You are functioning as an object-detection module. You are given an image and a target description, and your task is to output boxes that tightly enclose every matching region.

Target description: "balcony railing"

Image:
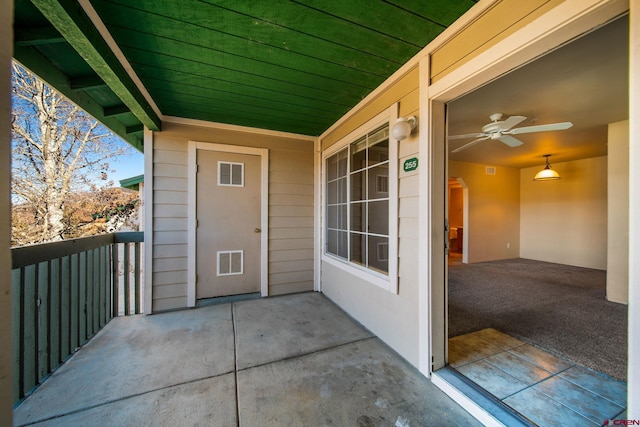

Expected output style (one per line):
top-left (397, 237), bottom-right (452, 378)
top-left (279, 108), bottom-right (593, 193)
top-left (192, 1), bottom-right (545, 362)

top-left (11, 231), bottom-right (144, 404)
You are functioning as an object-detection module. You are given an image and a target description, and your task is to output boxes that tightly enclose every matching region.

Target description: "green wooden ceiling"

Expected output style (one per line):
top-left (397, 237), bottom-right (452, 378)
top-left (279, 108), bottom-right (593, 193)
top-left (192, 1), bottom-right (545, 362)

top-left (13, 0), bottom-right (477, 149)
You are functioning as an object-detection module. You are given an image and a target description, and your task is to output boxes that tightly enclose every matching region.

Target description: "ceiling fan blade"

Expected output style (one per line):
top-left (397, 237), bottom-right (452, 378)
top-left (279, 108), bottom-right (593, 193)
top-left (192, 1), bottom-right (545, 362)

top-left (509, 121), bottom-right (573, 135)
top-left (499, 115), bottom-right (526, 131)
top-left (451, 136), bottom-right (490, 153)
top-left (448, 132), bottom-right (486, 140)
top-left (498, 135), bottom-right (524, 147)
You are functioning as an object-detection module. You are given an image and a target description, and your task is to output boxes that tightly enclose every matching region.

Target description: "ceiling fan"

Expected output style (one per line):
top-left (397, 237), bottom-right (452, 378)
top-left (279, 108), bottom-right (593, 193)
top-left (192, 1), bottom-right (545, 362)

top-left (448, 113), bottom-right (573, 153)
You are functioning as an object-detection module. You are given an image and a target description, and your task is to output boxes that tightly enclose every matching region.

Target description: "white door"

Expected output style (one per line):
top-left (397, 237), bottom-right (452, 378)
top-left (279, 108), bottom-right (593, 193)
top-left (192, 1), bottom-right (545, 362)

top-left (196, 149), bottom-right (262, 298)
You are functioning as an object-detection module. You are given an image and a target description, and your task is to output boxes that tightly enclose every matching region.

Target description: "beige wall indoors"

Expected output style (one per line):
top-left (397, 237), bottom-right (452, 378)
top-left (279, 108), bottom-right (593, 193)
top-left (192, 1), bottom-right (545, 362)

top-left (449, 161), bottom-right (521, 263)
top-left (607, 120), bottom-right (629, 304)
top-left (151, 121), bottom-right (314, 311)
top-left (520, 157), bottom-right (607, 269)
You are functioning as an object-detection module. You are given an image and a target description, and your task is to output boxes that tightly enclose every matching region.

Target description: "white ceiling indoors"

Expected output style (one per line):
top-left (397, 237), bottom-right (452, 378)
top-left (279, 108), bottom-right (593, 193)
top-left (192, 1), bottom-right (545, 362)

top-left (447, 14), bottom-right (628, 169)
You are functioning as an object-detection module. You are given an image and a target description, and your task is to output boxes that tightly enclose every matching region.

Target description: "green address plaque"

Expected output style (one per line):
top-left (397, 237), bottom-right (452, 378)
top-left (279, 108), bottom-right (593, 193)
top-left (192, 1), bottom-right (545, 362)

top-left (403, 157), bottom-right (418, 172)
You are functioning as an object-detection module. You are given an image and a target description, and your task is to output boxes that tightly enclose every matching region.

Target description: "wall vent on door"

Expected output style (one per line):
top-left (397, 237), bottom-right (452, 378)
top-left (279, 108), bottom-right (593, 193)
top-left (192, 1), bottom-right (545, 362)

top-left (218, 161), bottom-right (244, 186)
top-left (217, 250), bottom-right (243, 276)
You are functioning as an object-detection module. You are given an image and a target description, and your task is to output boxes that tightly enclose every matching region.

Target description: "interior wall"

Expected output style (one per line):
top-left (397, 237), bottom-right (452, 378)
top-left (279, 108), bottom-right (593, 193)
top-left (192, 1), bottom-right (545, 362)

top-left (448, 186), bottom-right (464, 230)
top-left (320, 70), bottom-right (421, 366)
top-left (607, 120), bottom-right (629, 304)
top-left (1, 0), bottom-right (12, 422)
top-left (520, 156), bottom-right (607, 269)
top-left (151, 121), bottom-right (315, 311)
top-left (448, 161), bottom-right (520, 263)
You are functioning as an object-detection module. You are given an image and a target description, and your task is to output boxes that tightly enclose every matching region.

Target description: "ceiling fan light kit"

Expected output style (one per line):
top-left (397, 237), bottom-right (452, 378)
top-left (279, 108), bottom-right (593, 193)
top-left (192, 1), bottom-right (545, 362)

top-left (391, 116), bottom-right (417, 141)
top-left (449, 113), bottom-right (573, 153)
top-left (534, 155), bottom-right (561, 181)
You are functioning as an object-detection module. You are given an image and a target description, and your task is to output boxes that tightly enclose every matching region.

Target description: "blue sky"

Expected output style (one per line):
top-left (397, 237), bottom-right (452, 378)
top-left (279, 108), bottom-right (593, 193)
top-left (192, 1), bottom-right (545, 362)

top-left (109, 142), bottom-right (145, 186)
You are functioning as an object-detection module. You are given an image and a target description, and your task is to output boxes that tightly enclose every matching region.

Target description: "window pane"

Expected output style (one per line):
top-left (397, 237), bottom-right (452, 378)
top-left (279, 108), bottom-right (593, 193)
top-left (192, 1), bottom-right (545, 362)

top-left (327, 153), bottom-right (338, 181)
top-left (327, 229), bottom-right (338, 255)
top-left (350, 170), bottom-right (365, 201)
top-left (219, 163), bottom-right (230, 185)
top-left (327, 205), bottom-right (338, 229)
top-left (351, 136), bottom-right (367, 172)
top-left (368, 236), bottom-right (389, 273)
top-left (368, 164), bottom-right (389, 200)
top-left (231, 164), bottom-right (243, 185)
top-left (350, 202), bottom-right (365, 232)
top-left (337, 177), bottom-right (347, 203)
top-left (337, 149), bottom-right (348, 177)
top-left (368, 200), bottom-right (389, 235)
top-left (337, 231), bottom-right (348, 259)
top-left (338, 204), bottom-right (348, 230)
top-left (349, 232), bottom-right (365, 266)
top-left (327, 180), bottom-right (338, 204)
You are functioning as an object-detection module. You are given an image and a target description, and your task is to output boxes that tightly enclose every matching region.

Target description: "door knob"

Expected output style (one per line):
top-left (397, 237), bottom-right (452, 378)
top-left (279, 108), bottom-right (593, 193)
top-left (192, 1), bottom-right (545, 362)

top-left (254, 228), bottom-right (261, 233)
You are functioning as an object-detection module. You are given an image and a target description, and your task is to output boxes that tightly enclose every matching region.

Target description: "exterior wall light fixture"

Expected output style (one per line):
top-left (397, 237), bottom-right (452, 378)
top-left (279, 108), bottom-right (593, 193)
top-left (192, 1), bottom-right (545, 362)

top-left (391, 116), bottom-right (417, 141)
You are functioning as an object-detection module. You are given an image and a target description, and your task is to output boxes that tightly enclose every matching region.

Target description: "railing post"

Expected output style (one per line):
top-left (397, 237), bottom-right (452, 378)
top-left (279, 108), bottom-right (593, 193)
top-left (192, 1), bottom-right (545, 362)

top-left (123, 243), bottom-right (130, 316)
top-left (134, 242), bottom-right (140, 314)
top-left (111, 243), bottom-right (119, 318)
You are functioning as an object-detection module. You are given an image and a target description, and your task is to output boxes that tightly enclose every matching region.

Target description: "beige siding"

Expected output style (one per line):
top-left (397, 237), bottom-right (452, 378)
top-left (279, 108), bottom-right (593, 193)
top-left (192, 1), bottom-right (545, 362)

top-left (319, 65), bottom-right (421, 365)
top-left (430, 0), bottom-right (563, 83)
top-left (321, 67), bottom-right (419, 150)
top-left (151, 121), bottom-right (314, 312)
top-left (268, 146), bottom-right (315, 294)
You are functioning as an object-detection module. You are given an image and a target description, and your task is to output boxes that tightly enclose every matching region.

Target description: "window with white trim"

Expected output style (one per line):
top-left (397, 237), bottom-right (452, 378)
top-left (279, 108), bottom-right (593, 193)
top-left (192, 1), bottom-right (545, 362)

top-left (325, 124), bottom-right (391, 275)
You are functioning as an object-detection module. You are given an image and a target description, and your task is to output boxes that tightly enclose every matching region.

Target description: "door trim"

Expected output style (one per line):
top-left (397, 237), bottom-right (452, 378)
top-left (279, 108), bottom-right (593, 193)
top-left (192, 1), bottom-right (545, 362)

top-left (187, 141), bottom-right (269, 306)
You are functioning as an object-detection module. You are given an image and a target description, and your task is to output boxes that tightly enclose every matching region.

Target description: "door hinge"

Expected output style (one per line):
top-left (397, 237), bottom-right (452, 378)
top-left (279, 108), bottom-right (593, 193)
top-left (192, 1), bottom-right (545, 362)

top-left (196, 164), bottom-right (199, 173)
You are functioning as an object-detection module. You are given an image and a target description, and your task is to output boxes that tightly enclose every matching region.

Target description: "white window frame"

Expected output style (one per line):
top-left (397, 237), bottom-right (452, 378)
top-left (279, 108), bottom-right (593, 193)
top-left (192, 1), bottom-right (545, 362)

top-left (216, 250), bottom-right (244, 276)
top-left (217, 161), bottom-right (244, 187)
top-left (321, 105), bottom-right (399, 293)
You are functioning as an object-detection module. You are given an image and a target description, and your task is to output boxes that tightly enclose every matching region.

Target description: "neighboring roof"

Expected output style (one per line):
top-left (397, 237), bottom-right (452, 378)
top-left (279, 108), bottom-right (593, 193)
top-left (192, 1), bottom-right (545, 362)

top-left (119, 174), bottom-right (144, 191)
top-left (13, 0), bottom-right (477, 148)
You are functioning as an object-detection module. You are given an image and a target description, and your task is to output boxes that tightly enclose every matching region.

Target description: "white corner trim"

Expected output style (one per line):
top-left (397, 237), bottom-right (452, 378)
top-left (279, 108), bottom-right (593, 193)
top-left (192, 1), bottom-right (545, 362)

top-left (187, 142), bottom-right (270, 303)
top-left (187, 141), bottom-right (197, 307)
top-left (313, 138), bottom-right (322, 292)
top-left (418, 56), bottom-right (431, 376)
top-left (260, 147), bottom-right (269, 297)
top-left (77, 0), bottom-right (163, 119)
top-left (143, 127), bottom-right (154, 314)
top-left (164, 115), bottom-right (316, 142)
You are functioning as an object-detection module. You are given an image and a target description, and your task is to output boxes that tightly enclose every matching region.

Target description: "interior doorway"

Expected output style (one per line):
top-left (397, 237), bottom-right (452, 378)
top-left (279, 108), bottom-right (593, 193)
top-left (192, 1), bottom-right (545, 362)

top-left (440, 15), bottom-right (629, 425)
top-left (447, 178), bottom-right (467, 265)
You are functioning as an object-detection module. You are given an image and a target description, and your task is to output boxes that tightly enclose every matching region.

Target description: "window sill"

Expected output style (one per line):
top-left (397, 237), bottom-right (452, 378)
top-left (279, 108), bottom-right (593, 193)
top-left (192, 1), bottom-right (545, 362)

top-left (322, 253), bottom-right (396, 292)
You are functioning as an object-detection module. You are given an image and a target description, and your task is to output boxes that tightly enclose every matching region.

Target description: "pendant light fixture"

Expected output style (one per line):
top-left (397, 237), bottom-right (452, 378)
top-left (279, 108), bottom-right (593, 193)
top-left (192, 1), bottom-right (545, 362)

top-left (534, 154), bottom-right (561, 181)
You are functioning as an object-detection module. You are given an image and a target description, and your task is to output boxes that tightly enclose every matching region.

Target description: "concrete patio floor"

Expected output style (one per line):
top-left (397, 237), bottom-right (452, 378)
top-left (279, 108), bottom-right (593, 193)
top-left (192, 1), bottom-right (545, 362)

top-left (14, 292), bottom-right (480, 426)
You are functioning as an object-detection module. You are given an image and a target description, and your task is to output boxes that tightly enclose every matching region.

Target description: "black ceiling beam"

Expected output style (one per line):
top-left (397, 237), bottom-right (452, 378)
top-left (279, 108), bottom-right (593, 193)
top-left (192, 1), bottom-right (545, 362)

top-left (70, 75), bottom-right (106, 91)
top-left (14, 26), bottom-right (65, 46)
top-left (126, 124), bottom-right (144, 134)
top-left (103, 104), bottom-right (131, 117)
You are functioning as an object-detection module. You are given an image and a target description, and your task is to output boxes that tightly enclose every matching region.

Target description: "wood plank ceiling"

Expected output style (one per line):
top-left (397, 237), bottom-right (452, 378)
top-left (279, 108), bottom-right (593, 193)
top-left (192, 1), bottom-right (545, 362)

top-left (13, 0), bottom-right (477, 149)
